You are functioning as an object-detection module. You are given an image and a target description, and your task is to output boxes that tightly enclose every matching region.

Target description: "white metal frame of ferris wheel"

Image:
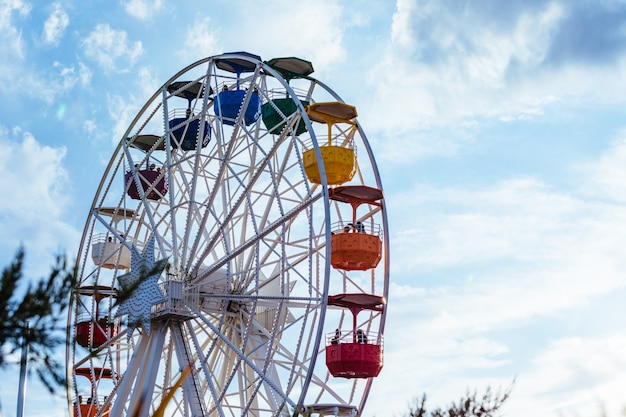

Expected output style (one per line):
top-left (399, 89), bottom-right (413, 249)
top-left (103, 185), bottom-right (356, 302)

top-left (67, 52), bottom-right (389, 417)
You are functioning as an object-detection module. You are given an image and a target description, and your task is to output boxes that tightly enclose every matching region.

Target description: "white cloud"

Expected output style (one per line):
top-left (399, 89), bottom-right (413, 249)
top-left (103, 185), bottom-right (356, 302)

top-left (507, 336), bottom-right (626, 417)
top-left (252, 0), bottom-right (345, 72)
top-left (100, 66), bottom-right (164, 146)
top-left (367, 249), bottom-right (626, 416)
top-left (0, 127), bottom-right (79, 276)
top-left (366, 135), bottom-right (626, 416)
top-left (370, 1), bottom-right (567, 129)
top-left (391, 0), bottom-right (418, 47)
top-left (42, 3), bottom-right (69, 45)
top-left (0, 0), bottom-right (31, 59)
top-left (579, 133), bottom-right (626, 203)
top-left (203, 0), bottom-right (346, 74)
top-left (0, 128), bottom-right (68, 218)
top-left (136, 66), bottom-right (160, 97)
top-left (27, 61), bottom-right (93, 104)
top-left (178, 17), bottom-right (222, 64)
top-left (362, 0), bottom-right (626, 165)
top-left (368, 292), bottom-right (515, 417)
top-left (77, 61), bottom-right (92, 86)
top-left (122, 0), bottom-right (163, 20)
top-left (51, 61), bottom-right (87, 90)
top-left (131, 2), bottom-right (346, 75)
top-left (83, 119), bottom-right (97, 136)
top-left (0, 3), bottom-right (88, 102)
top-left (391, 177), bottom-right (595, 269)
top-left (106, 91), bottom-right (146, 145)
top-left (82, 23), bottom-right (144, 72)
top-left (0, 0), bottom-right (31, 89)
top-left (387, 174), bottom-right (626, 327)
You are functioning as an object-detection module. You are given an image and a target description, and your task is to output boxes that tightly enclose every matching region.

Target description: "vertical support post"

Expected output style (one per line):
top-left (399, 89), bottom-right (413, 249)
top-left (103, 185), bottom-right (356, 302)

top-left (17, 321), bottom-right (30, 417)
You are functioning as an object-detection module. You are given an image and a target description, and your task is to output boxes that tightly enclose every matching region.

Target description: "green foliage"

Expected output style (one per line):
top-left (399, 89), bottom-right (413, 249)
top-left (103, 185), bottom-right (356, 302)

top-left (407, 383), bottom-right (514, 417)
top-left (0, 246), bottom-right (77, 393)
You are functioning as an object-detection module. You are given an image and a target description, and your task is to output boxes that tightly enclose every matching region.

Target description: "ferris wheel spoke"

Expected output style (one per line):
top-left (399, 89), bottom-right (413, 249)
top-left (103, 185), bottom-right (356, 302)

top-left (188, 303), bottom-right (297, 411)
top-left (245, 335), bottom-right (292, 417)
top-left (170, 322), bottom-right (210, 416)
top-left (184, 319), bottom-right (228, 417)
top-left (187, 134), bottom-right (307, 275)
top-left (193, 193), bottom-right (321, 286)
top-left (258, 235), bottom-right (318, 282)
top-left (193, 320), bottom-right (264, 415)
top-left (241, 315), bottom-right (353, 406)
top-left (172, 163), bottom-right (204, 267)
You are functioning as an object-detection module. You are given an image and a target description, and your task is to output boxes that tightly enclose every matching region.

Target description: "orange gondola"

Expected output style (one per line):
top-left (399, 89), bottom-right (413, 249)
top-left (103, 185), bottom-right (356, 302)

top-left (330, 185), bottom-right (384, 270)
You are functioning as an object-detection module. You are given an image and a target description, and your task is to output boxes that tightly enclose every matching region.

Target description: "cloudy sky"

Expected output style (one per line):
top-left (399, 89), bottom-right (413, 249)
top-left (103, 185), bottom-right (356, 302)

top-left (2, 0), bottom-right (626, 416)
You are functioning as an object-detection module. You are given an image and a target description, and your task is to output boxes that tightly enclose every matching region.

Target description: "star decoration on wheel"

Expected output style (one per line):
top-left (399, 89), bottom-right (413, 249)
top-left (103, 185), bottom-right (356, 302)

top-left (115, 237), bottom-right (166, 338)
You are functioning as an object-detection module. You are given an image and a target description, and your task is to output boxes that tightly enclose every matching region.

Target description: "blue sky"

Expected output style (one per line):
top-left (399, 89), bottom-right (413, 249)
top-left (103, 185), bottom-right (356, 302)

top-left (2, 0), bottom-right (626, 416)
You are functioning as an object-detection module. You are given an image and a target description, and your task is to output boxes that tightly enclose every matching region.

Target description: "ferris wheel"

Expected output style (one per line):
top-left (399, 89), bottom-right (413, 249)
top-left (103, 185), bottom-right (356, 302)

top-left (67, 52), bottom-right (389, 417)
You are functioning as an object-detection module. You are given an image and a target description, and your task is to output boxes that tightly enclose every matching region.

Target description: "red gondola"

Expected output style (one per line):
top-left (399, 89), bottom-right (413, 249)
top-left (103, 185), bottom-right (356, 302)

top-left (75, 286), bottom-right (118, 349)
top-left (325, 293), bottom-right (385, 378)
